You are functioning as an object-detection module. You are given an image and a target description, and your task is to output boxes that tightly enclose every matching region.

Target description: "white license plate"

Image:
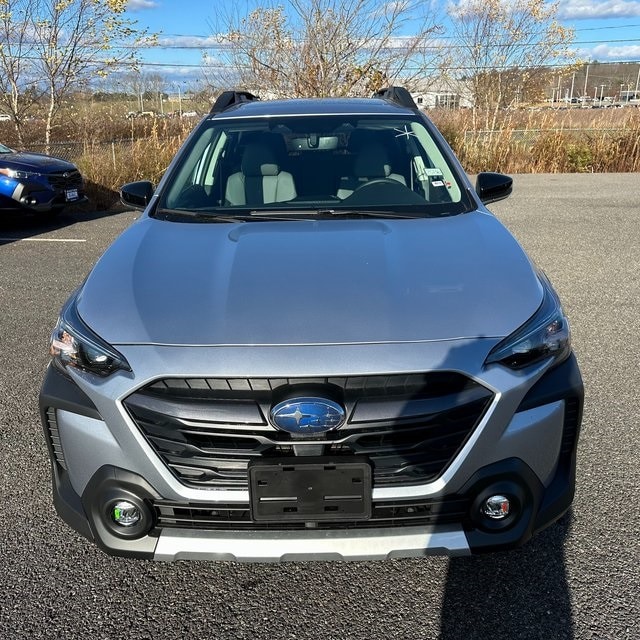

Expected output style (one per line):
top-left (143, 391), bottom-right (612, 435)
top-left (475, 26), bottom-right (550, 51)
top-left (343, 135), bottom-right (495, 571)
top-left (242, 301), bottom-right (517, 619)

top-left (65, 189), bottom-right (79, 201)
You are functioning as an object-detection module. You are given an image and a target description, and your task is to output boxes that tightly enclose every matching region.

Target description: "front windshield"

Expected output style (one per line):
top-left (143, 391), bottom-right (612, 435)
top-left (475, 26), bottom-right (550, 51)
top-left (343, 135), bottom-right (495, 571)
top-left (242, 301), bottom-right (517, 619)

top-left (0, 143), bottom-right (13, 154)
top-left (158, 114), bottom-right (470, 218)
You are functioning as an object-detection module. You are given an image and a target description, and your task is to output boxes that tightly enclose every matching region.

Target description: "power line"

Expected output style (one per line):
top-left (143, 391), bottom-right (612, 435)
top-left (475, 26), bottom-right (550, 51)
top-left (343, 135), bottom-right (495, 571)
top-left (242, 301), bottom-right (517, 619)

top-left (107, 58), bottom-right (640, 71)
top-left (7, 38), bottom-right (640, 52)
top-left (157, 23), bottom-right (640, 40)
top-left (126, 38), bottom-right (640, 51)
top-left (6, 53), bottom-right (640, 73)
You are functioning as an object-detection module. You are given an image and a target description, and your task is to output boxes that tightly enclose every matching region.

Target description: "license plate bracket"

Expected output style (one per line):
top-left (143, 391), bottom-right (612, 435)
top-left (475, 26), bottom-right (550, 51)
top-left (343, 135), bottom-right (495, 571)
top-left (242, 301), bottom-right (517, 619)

top-left (65, 188), bottom-right (79, 201)
top-left (249, 457), bottom-right (371, 522)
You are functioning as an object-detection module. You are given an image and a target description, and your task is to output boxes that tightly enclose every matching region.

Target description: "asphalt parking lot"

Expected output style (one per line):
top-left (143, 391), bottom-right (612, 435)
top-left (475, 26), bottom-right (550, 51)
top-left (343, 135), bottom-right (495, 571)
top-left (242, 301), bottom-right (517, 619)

top-left (0, 174), bottom-right (638, 639)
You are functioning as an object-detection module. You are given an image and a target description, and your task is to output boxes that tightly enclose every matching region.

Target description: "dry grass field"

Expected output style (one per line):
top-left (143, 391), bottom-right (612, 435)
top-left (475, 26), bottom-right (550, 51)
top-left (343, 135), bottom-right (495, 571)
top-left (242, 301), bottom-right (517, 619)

top-left (2, 101), bottom-right (638, 209)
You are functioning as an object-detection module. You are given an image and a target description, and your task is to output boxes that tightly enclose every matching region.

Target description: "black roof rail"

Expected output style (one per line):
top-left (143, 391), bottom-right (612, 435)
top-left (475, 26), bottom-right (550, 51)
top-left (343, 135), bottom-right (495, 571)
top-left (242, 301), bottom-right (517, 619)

top-left (372, 86), bottom-right (418, 110)
top-left (210, 90), bottom-right (261, 114)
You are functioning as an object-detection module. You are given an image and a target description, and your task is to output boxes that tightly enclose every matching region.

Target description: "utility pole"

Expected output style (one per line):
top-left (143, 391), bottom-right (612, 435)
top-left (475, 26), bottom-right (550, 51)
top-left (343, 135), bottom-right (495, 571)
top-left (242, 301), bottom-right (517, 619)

top-left (635, 65), bottom-right (640, 99)
top-left (583, 64), bottom-right (590, 98)
top-left (569, 71), bottom-right (576, 103)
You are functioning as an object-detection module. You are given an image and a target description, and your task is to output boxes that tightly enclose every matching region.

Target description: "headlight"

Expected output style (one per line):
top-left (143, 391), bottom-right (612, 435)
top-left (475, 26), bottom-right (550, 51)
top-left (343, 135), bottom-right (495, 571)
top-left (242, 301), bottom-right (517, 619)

top-left (485, 272), bottom-right (571, 370)
top-left (49, 294), bottom-right (131, 377)
top-left (0, 167), bottom-right (42, 180)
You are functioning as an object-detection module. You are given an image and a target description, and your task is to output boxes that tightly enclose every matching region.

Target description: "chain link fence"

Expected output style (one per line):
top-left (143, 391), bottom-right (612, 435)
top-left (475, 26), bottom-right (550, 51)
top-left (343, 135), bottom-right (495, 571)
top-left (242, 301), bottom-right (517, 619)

top-left (464, 128), bottom-right (631, 146)
top-left (25, 128), bottom-right (634, 163)
top-left (26, 139), bottom-right (142, 164)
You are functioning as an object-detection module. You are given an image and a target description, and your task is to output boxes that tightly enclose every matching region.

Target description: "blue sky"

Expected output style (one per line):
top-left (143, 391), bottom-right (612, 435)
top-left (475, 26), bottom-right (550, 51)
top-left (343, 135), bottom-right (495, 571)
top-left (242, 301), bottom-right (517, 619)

top-left (124, 0), bottom-right (640, 81)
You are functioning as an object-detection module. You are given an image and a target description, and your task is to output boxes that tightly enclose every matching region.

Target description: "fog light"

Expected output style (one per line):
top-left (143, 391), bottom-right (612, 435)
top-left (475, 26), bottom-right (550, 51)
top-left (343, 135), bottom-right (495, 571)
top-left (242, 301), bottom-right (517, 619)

top-left (111, 500), bottom-right (141, 527)
top-left (482, 495), bottom-right (511, 520)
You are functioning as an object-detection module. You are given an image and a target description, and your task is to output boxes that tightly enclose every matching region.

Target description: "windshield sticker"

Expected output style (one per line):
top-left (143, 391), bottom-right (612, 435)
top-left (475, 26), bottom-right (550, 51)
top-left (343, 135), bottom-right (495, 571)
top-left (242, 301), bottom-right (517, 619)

top-left (431, 180), bottom-right (445, 187)
top-left (425, 168), bottom-right (443, 176)
top-left (394, 125), bottom-right (418, 139)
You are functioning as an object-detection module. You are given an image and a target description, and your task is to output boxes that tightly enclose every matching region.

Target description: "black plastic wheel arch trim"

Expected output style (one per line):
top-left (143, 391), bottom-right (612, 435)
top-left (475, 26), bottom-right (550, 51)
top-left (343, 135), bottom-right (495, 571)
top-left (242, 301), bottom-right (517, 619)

top-left (39, 363), bottom-right (102, 421)
top-left (516, 352), bottom-right (584, 414)
top-left (49, 460), bottom-right (94, 542)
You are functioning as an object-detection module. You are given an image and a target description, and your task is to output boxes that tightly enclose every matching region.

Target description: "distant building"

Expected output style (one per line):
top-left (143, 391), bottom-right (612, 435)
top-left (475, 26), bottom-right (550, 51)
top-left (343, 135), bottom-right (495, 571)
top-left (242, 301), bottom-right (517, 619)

top-left (410, 79), bottom-right (474, 109)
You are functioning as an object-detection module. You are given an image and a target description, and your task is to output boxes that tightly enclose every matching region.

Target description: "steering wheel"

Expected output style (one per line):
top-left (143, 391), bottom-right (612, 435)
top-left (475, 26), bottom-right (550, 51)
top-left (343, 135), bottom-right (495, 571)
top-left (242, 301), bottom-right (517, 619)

top-left (353, 178), bottom-right (403, 192)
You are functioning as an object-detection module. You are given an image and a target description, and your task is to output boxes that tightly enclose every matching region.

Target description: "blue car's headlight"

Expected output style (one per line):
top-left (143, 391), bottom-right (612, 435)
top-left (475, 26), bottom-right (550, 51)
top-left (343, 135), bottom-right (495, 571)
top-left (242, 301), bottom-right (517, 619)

top-left (485, 273), bottom-right (571, 370)
top-left (0, 167), bottom-right (42, 180)
top-left (49, 294), bottom-right (130, 377)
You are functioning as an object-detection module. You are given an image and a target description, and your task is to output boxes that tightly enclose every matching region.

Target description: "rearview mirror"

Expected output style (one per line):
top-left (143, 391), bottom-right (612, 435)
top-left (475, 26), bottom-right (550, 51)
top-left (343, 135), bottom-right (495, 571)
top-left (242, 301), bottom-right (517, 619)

top-left (120, 181), bottom-right (155, 210)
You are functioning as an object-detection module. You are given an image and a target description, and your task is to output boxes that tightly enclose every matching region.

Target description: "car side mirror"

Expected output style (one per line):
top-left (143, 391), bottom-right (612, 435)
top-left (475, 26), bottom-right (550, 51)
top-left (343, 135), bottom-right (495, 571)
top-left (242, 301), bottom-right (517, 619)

top-left (120, 181), bottom-right (155, 210)
top-left (475, 172), bottom-right (513, 205)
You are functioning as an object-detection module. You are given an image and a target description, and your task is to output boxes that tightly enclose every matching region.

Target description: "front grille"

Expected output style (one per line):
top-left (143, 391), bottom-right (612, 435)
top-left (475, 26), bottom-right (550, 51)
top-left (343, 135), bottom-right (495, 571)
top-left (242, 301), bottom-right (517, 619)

top-left (123, 373), bottom-right (493, 490)
top-left (47, 170), bottom-right (83, 191)
top-left (44, 407), bottom-right (67, 470)
top-left (154, 495), bottom-right (471, 531)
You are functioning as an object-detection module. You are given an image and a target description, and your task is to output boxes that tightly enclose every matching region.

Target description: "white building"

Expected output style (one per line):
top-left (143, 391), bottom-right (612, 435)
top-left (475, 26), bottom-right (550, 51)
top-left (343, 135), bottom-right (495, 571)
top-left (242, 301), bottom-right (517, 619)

top-left (410, 78), bottom-right (474, 109)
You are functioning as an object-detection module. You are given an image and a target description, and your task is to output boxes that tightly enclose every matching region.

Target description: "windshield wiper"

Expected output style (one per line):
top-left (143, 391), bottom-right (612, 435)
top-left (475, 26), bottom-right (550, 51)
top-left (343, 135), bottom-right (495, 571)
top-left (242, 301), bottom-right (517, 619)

top-left (156, 208), bottom-right (316, 223)
top-left (155, 208), bottom-right (249, 223)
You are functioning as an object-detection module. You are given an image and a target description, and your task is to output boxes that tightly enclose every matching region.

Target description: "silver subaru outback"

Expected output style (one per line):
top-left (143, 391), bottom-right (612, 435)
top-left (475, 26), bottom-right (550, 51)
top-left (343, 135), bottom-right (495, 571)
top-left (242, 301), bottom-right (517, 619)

top-left (40, 88), bottom-right (583, 561)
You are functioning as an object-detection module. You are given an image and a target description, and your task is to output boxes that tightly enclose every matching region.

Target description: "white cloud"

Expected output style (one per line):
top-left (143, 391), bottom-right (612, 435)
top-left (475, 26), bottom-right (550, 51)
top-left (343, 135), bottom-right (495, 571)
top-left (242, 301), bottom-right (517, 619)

top-left (589, 43), bottom-right (640, 59)
top-left (157, 35), bottom-right (221, 48)
top-left (128, 0), bottom-right (158, 10)
top-left (558, 0), bottom-right (640, 19)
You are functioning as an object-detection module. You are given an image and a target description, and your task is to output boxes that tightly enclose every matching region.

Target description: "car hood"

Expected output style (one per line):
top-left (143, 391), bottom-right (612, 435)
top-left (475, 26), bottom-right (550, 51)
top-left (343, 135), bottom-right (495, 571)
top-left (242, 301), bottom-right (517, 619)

top-left (77, 212), bottom-right (543, 346)
top-left (0, 151), bottom-right (76, 172)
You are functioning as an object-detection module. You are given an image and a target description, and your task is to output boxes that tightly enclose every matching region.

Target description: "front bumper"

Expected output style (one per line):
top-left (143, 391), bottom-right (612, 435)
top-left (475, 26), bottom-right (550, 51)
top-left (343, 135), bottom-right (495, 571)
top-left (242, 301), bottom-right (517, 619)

top-left (0, 175), bottom-right (86, 213)
top-left (40, 349), bottom-right (583, 561)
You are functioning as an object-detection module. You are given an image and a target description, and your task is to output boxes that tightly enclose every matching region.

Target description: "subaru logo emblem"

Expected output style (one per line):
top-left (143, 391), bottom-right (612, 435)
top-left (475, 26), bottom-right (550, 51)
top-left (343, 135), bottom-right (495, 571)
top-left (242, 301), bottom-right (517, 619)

top-left (270, 398), bottom-right (345, 435)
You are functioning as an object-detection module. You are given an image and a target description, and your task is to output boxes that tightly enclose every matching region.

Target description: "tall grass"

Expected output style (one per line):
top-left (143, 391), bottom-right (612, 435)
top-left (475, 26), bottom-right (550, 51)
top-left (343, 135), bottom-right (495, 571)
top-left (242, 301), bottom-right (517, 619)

top-left (4, 104), bottom-right (637, 210)
top-left (70, 119), bottom-right (193, 210)
top-left (430, 107), bottom-right (640, 173)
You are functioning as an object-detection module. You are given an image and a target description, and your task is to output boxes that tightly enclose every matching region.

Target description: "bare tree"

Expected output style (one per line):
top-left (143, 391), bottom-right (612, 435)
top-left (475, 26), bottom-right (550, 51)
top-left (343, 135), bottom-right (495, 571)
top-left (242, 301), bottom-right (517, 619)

top-left (447, 0), bottom-right (575, 127)
top-left (208, 0), bottom-right (444, 98)
top-left (0, 0), bottom-right (40, 145)
top-left (0, 0), bottom-right (151, 147)
top-left (120, 71), bottom-right (166, 112)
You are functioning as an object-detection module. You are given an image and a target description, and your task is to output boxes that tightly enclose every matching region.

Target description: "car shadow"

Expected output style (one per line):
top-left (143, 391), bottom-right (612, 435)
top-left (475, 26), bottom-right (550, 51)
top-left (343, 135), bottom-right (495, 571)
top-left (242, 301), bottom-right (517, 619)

top-left (0, 198), bottom-right (127, 246)
top-left (439, 510), bottom-right (574, 639)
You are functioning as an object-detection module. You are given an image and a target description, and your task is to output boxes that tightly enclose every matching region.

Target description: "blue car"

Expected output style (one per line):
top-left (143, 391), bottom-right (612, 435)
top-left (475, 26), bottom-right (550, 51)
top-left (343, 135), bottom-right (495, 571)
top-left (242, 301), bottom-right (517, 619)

top-left (0, 142), bottom-right (86, 217)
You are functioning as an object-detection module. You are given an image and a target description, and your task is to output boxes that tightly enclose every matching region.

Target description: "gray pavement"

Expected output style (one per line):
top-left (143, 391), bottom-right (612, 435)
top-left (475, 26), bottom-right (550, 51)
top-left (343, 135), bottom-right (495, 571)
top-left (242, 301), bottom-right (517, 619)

top-left (0, 174), bottom-right (638, 639)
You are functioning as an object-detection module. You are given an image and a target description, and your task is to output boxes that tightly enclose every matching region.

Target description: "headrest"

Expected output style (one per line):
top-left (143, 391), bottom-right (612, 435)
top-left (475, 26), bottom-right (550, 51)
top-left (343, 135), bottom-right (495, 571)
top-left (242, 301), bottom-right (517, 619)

top-left (353, 143), bottom-right (391, 178)
top-left (242, 144), bottom-right (279, 176)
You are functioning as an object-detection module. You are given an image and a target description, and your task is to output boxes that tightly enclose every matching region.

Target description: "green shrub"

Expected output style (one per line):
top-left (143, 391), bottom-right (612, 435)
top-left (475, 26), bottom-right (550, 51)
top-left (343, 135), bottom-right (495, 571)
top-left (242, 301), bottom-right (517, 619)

top-left (566, 143), bottom-right (593, 172)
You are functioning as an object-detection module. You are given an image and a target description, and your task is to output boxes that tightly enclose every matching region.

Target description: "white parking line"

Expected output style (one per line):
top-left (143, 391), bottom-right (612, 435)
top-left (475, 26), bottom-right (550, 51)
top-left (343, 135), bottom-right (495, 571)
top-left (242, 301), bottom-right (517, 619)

top-left (0, 237), bottom-right (86, 243)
